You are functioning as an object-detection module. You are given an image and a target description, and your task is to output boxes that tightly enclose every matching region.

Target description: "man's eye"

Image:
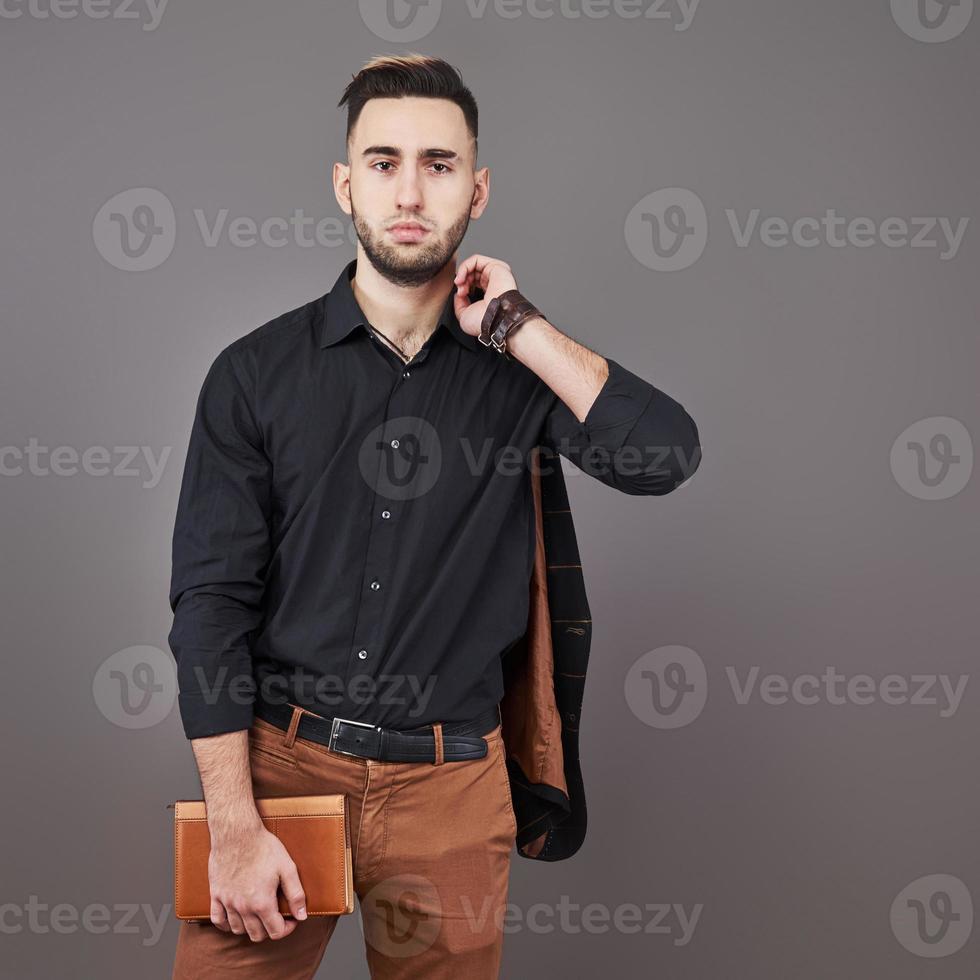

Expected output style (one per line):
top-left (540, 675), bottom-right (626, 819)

top-left (372, 161), bottom-right (450, 174)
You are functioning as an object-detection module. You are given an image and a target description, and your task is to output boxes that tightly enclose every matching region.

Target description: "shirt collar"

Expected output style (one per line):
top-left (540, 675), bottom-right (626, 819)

top-left (318, 258), bottom-right (479, 352)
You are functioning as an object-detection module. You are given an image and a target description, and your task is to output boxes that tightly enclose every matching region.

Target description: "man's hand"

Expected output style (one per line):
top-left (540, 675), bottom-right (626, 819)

top-left (189, 727), bottom-right (308, 942)
top-left (208, 821), bottom-right (308, 941)
top-left (452, 254), bottom-right (518, 338)
top-left (452, 253), bottom-right (609, 424)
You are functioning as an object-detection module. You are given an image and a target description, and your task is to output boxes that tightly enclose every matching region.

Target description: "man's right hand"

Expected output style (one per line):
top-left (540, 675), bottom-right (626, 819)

top-left (208, 821), bottom-right (308, 941)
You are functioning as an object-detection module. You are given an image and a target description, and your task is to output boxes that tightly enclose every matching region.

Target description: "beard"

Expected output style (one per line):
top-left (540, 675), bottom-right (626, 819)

top-left (351, 199), bottom-right (471, 288)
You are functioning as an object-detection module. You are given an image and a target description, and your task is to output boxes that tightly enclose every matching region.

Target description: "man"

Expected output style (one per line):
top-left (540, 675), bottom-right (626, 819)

top-left (168, 53), bottom-right (700, 979)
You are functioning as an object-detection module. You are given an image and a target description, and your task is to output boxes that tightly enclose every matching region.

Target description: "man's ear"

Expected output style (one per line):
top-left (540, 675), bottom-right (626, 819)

top-left (470, 167), bottom-right (490, 218)
top-left (333, 161), bottom-right (352, 216)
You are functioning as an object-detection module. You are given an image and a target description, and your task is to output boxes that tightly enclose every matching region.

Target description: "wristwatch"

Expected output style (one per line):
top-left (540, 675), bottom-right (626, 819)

top-left (479, 289), bottom-right (542, 357)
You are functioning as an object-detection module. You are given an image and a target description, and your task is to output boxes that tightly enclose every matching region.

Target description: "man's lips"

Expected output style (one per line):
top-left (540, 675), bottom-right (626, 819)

top-left (388, 224), bottom-right (429, 243)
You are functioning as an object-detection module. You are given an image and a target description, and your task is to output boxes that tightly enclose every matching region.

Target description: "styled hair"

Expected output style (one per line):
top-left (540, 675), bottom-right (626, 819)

top-left (338, 53), bottom-right (479, 162)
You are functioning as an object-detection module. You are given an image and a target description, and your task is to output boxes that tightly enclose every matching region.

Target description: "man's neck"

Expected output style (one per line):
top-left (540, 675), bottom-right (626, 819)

top-left (351, 255), bottom-right (456, 356)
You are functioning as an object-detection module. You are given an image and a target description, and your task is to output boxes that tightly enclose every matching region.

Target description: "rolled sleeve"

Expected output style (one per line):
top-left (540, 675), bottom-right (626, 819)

top-left (167, 347), bottom-right (271, 739)
top-left (543, 357), bottom-right (701, 495)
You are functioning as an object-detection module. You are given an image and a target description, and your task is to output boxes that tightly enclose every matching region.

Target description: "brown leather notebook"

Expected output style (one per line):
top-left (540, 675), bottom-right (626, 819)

top-left (171, 794), bottom-right (354, 920)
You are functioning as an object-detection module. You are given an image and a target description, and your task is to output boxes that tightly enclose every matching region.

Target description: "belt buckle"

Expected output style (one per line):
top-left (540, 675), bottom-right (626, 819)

top-left (329, 716), bottom-right (381, 758)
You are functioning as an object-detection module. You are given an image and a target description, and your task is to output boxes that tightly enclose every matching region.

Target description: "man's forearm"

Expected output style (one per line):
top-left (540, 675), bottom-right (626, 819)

top-left (510, 311), bottom-right (701, 495)
top-left (190, 731), bottom-right (263, 841)
top-left (505, 315), bottom-right (609, 423)
top-left (188, 730), bottom-right (309, 938)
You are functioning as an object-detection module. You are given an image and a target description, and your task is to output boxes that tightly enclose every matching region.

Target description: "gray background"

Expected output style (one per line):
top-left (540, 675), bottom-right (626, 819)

top-left (1, 0), bottom-right (978, 977)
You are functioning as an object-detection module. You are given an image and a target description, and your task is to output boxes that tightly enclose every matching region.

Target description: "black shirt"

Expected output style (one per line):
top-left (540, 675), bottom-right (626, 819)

top-left (168, 259), bottom-right (701, 739)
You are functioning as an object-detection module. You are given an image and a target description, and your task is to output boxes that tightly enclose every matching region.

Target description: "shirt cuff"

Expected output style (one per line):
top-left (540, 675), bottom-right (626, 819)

top-left (177, 689), bottom-right (255, 740)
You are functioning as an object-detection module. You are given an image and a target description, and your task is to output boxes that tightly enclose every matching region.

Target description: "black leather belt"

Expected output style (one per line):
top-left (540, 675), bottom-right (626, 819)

top-left (254, 696), bottom-right (501, 763)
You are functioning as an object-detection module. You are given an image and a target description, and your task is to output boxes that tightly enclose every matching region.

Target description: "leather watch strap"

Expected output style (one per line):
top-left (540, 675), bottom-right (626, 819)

top-left (479, 289), bottom-right (542, 357)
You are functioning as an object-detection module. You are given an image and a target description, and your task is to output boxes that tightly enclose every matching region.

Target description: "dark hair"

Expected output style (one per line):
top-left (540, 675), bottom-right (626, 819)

top-left (338, 53), bottom-right (479, 163)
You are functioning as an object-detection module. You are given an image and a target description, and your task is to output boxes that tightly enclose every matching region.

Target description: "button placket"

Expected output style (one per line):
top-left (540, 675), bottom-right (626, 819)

top-left (345, 365), bottom-right (420, 690)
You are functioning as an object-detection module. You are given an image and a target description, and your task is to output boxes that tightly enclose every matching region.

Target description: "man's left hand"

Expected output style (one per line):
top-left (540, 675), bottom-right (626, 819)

top-left (452, 254), bottom-right (518, 339)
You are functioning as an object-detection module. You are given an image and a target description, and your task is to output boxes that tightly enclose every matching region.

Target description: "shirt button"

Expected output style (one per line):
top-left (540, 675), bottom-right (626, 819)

top-left (357, 649), bottom-right (368, 660)
top-left (390, 438), bottom-right (399, 449)
top-left (370, 579), bottom-right (381, 590)
top-left (381, 510), bottom-right (391, 519)
top-left (403, 370), bottom-right (411, 378)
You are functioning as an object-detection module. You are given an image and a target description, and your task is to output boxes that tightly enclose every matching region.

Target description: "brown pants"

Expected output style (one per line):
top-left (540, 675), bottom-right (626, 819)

top-left (172, 704), bottom-right (516, 980)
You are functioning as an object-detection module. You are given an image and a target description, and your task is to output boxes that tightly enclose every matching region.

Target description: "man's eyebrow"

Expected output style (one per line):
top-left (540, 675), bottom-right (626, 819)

top-left (361, 146), bottom-right (460, 161)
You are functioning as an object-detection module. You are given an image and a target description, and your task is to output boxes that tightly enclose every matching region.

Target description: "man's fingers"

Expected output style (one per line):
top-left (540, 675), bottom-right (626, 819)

top-left (455, 254), bottom-right (495, 284)
top-left (241, 911), bottom-right (270, 943)
top-left (454, 254), bottom-right (483, 281)
top-left (280, 864), bottom-right (308, 922)
top-left (225, 908), bottom-right (247, 936)
top-left (259, 904), bottom-right (294, 940)
top-left (210, 899), bottom-right (230, 932)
